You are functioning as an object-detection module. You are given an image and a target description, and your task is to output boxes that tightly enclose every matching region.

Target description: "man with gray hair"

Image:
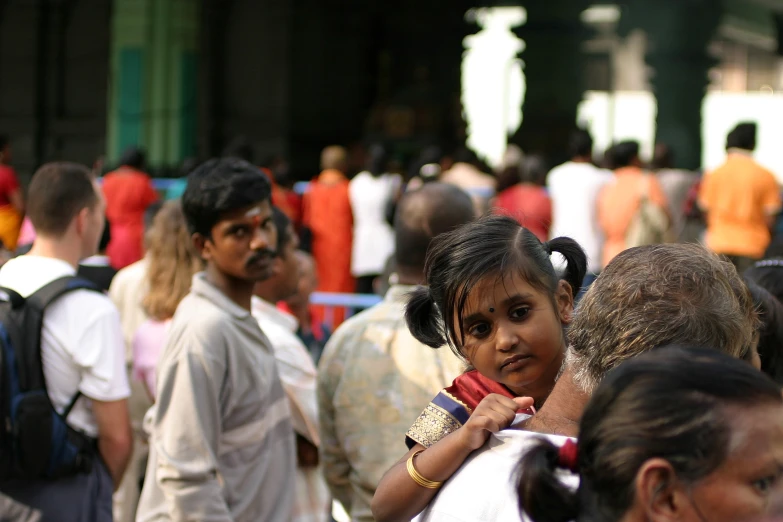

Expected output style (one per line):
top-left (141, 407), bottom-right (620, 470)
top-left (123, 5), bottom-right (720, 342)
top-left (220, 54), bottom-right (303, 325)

top-left (411, 243), bottom-right (759, 522)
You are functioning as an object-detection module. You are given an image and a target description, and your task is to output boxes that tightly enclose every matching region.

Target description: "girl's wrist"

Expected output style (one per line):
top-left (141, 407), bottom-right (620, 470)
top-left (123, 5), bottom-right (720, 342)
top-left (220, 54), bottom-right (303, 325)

top-left (454, 424), bottom-right (481, 453)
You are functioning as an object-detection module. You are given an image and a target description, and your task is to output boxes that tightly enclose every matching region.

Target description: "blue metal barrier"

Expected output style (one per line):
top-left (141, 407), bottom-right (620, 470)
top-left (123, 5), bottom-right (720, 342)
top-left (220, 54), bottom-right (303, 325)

top-left (294, 181), bottom-right (493, 198)
top-left (309, 292), bottom-right (383, 329)
top-left (113, 178), bottom-right (494, 199)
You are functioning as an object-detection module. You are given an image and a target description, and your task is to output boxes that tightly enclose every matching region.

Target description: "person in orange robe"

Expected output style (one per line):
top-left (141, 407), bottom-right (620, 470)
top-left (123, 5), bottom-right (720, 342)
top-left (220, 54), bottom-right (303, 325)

top-left (103, 147), bottom-right (159, 269)
top-left (302, 146), bottom-right (354, 327)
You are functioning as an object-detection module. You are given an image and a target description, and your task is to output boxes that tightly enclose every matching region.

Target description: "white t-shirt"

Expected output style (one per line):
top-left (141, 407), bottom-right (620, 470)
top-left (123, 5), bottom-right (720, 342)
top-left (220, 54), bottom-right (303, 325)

top-left (0, 256), bottom-right (130, 437)
top-left (415, 427), bottom-right (577, 522)
top-left (547, 162), bottom-right (613, 274)
top-left (349, 171), bottom-right (400, 277)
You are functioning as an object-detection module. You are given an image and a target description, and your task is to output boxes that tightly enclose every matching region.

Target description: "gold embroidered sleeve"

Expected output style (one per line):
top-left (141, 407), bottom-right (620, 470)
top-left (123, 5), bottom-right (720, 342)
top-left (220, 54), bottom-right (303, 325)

top-left (405, 402), bottom-right (464, 448)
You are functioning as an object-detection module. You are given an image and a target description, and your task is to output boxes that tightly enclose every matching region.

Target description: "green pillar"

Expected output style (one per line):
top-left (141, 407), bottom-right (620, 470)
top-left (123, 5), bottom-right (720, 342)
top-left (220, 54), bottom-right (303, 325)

top-left (512, 0), bottom-right (592, 165)
top-left (107, 0), bottom-right (199, 169)
top-left (623, 0), bottom-right (721, 170)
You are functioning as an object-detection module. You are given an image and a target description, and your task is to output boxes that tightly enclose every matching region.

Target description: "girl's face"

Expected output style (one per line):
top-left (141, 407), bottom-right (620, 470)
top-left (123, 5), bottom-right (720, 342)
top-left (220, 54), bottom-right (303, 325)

top-left (456, 272), bottom-right (573, 406)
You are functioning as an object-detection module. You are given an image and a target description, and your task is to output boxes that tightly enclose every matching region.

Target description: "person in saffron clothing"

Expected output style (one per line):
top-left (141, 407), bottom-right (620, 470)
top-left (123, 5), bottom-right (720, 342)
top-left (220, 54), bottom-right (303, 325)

top-left (371, 215), bottom-right (586, 521)
top-left (0, 134), bottom-right (24, 250)
top-left (302, 145), bottom-right (354, 327)
top-left (493, 154), bottom-right (552, 241)
top-left (103, 147), bottom-right (159, 269)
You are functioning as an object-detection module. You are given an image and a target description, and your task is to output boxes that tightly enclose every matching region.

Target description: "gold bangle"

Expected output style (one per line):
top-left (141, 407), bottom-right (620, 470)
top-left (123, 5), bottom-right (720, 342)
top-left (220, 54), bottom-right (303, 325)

top-left (406, 450), bottom-right (443, 489)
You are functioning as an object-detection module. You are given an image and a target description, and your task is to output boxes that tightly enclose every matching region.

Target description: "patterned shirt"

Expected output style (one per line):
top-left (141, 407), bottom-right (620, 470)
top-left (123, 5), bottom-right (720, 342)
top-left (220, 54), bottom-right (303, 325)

top-left (317, 285), bottom-right (465, 522)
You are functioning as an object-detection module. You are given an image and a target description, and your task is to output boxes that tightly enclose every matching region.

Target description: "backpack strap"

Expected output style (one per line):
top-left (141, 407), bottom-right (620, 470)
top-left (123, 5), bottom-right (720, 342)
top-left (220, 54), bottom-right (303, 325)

top-left (10, 276), bottom-right (101, 398)
top-left (25, 276), bottom-right (100, 311)
top-left (62, 390), bottom-right (82, 420)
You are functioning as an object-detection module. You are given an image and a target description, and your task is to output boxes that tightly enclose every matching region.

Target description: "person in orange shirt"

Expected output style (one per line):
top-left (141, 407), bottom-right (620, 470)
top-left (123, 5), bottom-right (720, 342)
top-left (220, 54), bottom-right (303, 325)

top-left (699, 122), bottom-right (782, 273)
top-left (302, 146), bottom-right (353, 327)
top-left (103, 147), bottom-right (159, 269)
top-left (597, 141), bottom-right (669, 268)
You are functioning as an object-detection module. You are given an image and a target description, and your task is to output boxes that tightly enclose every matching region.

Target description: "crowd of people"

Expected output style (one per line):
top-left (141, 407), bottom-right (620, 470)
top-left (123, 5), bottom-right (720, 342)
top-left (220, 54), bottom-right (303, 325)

top-left (0, 118), bottom-right (782, 522)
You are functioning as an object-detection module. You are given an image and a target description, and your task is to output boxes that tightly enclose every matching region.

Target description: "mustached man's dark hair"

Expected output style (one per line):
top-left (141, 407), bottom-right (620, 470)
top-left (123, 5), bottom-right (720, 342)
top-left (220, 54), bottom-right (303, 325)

top-left (405, 214), bottom-right (587, 358)
top-left (182, 157), bottom-right (271, 237)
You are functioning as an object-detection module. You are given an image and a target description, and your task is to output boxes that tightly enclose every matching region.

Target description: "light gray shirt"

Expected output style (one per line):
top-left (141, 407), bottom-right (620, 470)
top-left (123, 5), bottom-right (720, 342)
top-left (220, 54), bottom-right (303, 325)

top-left (136, 273), bottom-right (296, 522)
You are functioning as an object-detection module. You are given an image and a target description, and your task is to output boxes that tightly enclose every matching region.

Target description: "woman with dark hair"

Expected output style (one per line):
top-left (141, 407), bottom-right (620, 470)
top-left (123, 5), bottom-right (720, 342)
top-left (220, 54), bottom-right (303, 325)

top-left (746, 258), bottom-right (783, 303)
top-left (518, 346), bottom-right (783, 522)
top-left (493, 154), bottom-right (552, 241)
top-left (103, 146), bottom-right (159, 269)
top-left (372, 215), bottom-right (586, 521)
top-left (349, 143), bottom-right (402, 294)
top-left (745, 279), bottom-right (783, 383)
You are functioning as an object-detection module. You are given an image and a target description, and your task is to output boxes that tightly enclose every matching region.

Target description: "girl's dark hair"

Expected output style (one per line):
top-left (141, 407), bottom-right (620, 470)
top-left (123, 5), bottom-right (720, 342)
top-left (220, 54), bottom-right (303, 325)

top-left (745, 279), bottom-right (783, 383)
top-left (405, 215), bottom-right (586, 357)
top-left (517, 346), bottom-right (783, 522)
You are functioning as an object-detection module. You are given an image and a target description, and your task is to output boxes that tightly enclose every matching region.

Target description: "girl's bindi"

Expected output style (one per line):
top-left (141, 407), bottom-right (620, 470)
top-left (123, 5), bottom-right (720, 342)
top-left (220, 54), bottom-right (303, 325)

top-left (489, 307), bottom-right (495, 313)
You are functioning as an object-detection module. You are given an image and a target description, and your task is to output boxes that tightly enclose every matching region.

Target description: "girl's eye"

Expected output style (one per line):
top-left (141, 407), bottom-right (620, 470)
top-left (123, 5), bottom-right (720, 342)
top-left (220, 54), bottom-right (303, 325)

top-left (510, 307), bottom-right (530, 320)
top-left (753, 474), bottom-right (779, 494)
top-left (468, 323), bottom-right (491, 338)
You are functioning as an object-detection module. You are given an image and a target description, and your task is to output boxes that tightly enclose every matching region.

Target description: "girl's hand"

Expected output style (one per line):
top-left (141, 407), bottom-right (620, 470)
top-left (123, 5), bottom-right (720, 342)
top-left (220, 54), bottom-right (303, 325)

top-left (457, 394), bottom-right (534, 450)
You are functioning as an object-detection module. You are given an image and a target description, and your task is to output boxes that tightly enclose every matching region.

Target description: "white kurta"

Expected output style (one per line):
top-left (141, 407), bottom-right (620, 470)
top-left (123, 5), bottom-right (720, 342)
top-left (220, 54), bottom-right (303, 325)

top-left (349, 171), bottom-right (400, 277)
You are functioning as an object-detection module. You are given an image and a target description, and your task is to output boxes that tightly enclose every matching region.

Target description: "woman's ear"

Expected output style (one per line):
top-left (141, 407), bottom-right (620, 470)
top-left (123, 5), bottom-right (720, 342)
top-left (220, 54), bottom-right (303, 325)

top-left (555, 280), bottom-right (575, 324)
top-left (635, 458), bottom-right (691, 522)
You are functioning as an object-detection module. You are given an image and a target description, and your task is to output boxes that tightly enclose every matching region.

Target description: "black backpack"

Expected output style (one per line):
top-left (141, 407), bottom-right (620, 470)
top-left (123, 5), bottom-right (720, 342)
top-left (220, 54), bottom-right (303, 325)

top-left (0, 276), bottom-right (101, 480)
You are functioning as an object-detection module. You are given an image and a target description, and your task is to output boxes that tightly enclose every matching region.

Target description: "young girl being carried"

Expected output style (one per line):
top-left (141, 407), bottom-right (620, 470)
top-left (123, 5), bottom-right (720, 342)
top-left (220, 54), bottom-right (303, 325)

top-left (371, 214), bottom-right (586, 522)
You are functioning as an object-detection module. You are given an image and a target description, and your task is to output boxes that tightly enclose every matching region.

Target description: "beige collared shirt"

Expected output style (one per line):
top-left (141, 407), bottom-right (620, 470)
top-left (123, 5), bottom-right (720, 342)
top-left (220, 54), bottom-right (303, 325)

top-left (136, 273), bottom-right (296, 522)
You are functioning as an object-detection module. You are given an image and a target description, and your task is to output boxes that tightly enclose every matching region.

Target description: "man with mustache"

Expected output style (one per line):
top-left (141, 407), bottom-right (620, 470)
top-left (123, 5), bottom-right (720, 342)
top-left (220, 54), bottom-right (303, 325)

top-left (136, 158), bottom-right (297, 521)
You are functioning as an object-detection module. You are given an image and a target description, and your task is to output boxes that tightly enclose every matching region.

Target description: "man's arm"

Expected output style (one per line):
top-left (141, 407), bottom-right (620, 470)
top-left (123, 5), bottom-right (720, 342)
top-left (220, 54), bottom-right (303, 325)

top-left (152, 342), bottom-right (232, 521)
top-left (74, 300), bottom-right (133, 491)
top-left (92, 398), bottom-right (132, 489)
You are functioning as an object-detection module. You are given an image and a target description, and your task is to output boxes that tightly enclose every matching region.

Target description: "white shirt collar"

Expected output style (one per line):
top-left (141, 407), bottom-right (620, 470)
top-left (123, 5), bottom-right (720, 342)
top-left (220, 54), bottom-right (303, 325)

top-left (251, 296), bottom-right (299, 333)
top-left (79, 255), bottom-right (111, 267)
